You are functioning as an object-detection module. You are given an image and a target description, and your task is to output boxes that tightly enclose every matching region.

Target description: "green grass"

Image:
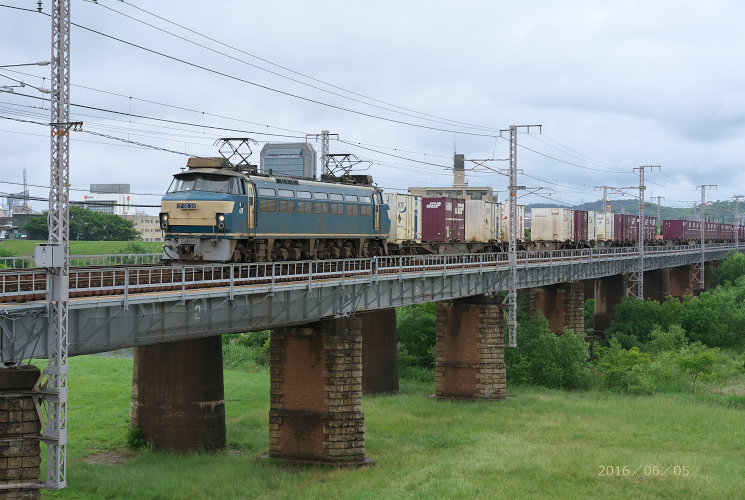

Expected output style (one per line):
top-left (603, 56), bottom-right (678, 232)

top-left (43, 356), bottom-right (745, 499)
top-left (0, 240), bottom-right (162, 256)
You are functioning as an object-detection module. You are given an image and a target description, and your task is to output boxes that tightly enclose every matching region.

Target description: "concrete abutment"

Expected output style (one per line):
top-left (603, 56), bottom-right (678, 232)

top-left (434, 295), bottom-right (506, 401)
top-left (130, 336), bottom-right (226, 452)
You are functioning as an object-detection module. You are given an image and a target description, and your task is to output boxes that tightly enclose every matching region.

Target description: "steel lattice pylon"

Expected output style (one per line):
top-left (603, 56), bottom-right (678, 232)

top-left (41, 0), bottom-right (71, 489)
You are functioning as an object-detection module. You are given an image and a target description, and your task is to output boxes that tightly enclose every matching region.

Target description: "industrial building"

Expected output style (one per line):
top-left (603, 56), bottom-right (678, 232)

top-left (259, 142), bottom-right (317, 179)
top-left (80, 184), bottom-right (138, 216)
top-left (407, 154), bottom-right (496, 202)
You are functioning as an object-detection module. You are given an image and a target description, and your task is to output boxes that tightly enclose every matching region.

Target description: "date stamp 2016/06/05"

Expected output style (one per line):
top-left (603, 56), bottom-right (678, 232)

top-left (598, 465), bottom-right (690, 477)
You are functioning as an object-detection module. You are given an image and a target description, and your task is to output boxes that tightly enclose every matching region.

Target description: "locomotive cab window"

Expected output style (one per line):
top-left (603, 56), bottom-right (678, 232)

top-left (168, 173), bottom-right (243, 194)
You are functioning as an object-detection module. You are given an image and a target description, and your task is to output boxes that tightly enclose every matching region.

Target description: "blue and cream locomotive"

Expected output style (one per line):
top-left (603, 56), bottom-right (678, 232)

top-left (160, 157), bottom-right (390, 262)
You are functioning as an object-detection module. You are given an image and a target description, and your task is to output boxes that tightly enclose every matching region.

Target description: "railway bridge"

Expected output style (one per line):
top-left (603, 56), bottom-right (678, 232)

top-left (0, 243), bottom-right (737, 489)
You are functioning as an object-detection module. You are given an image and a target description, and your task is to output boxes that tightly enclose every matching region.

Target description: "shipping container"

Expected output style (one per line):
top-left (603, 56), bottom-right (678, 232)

top-left (614, 214), bottom-right (657, 241)
top-left (498, 204), bottom-right (525, 241)
top-left (530, 208), bottom-right (573, 241)
top-left (385, 193), bottom-right (421, 243)
top-left (573, 210), bottom-right (589, 241)
top-left (422, 197), bottom-right (465, 242)
top-left (587, 211), bottom-right (597, 240)
top-left (595, 212), bottom-right (614, 241)
top-left (465, 200), bottom-right (499, 241)
top-left (720, 223), bottom-right (735, 242)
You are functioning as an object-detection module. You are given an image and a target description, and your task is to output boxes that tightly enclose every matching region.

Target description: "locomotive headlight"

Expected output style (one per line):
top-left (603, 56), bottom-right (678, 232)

top-left (159, 212), bottom-right (169, 230)
top-left (216, 213), bottom-right (226, 230)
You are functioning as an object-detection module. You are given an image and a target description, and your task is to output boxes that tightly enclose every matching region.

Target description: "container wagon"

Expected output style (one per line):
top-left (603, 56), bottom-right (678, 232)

top-left (422, 197), bottom-right (465, 242)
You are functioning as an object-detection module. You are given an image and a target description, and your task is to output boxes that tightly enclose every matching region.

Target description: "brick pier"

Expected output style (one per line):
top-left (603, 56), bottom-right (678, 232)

top-left (434, 295), bottom-right (506, 400)
top-left (0, 365), bottom-right (41, 500)
top-left (130, 336), bottom-right (226, 452)
top-left (360, 309), bottom-right (399, 394)
top-left (268, 317), bottom-right (371, 466)
top-left (529, 281), bottom-right (585, 334)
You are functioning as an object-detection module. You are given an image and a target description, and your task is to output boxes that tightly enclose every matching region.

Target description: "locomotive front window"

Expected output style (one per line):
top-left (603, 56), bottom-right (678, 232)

top-left (168, 174), bottom-right (242, 194)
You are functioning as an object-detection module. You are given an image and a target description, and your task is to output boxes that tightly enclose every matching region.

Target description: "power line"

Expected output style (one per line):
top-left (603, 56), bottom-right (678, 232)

top-left (90, 1), bottom-right (500, 134)
top-left (108, 0), bottom-right (503, 134)
top-left (0, 6), bottom-right (504, 138)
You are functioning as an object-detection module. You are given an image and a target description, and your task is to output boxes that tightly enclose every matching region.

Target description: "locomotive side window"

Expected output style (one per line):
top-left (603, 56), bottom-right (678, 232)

top-left (344, 195), bottom-right (358, 202)
top-left (361, 205), bottom-right (372, 216)
top-left (359, 196), bottom-right (372, 203)
top-left (260, 199), bottom-right (277, 212)
top-left (278, 189), bottom-right (294, 198)
top-left (258, 188), bottom-right (276, 196)
top-left (330, 193), bottom-right (343, 201)
top-left (297, 191), bottom-right (312, 199)
top-left (330, 203), bottom-right (344, 215)
top-left (314, 202), bottom-right (329, 214)
top-left (279, 200), bottom-right (295, 213)
top-left (346, 205), bottom-right (360, 216)
top-left (313, 192), bottom-right (328, 200)
top-left (298, 201), bottom-right (312, 213)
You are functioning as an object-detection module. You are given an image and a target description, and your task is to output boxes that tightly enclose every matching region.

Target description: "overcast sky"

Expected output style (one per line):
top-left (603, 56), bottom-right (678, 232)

top-left (1, 0), bottom-right (744, 215)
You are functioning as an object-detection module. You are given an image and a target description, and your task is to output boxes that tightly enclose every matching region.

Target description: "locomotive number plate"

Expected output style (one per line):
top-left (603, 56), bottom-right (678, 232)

top-left (177, 203), bottom-right (197, 209)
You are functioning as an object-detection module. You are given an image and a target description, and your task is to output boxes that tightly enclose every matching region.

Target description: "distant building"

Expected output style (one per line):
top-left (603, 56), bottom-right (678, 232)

top-left (80, 184), bottom-right (137, 216)
top-left (122, 214), bottom-right (162, 242)
top-left (259, 143), bottom-right (317, 179)
top-left (408, 154), bottom-right (496, 201)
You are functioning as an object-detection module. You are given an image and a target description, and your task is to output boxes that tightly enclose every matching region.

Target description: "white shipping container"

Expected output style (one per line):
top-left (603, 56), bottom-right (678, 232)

top-left (385, 193), bottom-right (422, 243)
top-left (587, 211), bottom-right (597, 240)
top-left (498, 204), bottom-right (526, 241)
top-left (465, 200), bottom-right (500, 241)
top-left (529, 208), bottom-right (573, 241)
top-left (595, 212), bottom-right (614, 240)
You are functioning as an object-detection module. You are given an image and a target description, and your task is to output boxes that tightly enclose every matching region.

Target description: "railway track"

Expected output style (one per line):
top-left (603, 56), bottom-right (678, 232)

top-left (0, 244), bottom-right (727, 305)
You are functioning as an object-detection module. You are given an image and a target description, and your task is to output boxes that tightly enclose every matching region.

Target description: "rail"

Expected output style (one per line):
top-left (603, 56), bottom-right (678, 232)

top-left (0, 253), bottom-right (162, 269)
top-left (0, 244), bottom-right (736, 302)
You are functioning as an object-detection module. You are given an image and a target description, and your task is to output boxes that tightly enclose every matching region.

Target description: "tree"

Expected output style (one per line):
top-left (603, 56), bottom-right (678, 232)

top-left (675, 342), bottom-right (719, 392)
top-left (23, 207), bottom-right (141, 241)
top-left (711, 251), bottom-right (745, 286)
top-left (396, 303), bottom-right (436, 368)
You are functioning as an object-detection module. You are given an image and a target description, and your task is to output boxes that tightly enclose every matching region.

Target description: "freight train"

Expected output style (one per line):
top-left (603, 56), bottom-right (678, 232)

top-left (160, 157), bottom-right (741, 262)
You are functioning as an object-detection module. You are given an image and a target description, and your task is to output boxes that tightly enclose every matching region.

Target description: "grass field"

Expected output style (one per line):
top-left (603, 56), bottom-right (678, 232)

top-left (0, 240), bottom-right (162, 256)
top-left (41, 356), bottom-right (745, 499)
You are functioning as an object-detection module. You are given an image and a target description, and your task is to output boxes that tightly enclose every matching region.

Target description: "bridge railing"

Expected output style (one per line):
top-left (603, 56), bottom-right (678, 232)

top-left (0, 244), bottom-right (737, 301)
top-left (0, 253), bottom-right (162, 269)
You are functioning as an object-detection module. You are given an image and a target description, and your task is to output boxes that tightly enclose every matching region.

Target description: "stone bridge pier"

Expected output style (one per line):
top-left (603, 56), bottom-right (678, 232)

top-left (130, 337), bottom-right (226, 452)
top-left (360, 309), bottom-right (399, 394)
top-left (268, 317), bottom-right (371, 466)
top-left (528, 281), bottom-right (585, 334)
top-left (434, 295), bottom-right (506, 401)
top-left (591, 274), bottom-right (626, 337)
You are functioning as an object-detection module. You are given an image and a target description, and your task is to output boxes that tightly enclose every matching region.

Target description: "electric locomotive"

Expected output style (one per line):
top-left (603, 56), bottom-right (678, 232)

top-left (160, 157), bottom-right (390, 262)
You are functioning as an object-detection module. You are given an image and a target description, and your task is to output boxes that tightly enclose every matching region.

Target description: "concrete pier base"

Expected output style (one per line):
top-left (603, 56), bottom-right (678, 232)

top-left (0, 365), bottom-right (41, 499)
top-left (268, 317), bottom-right (370, 466)
top-left (130, 336), bottom-right (226, 452)
top-left (594, 275), bottom-right (626, 337)
top-left (360, 309), bottom-right (399, 394)
top-left (434, 295), bottom-right (506, 401)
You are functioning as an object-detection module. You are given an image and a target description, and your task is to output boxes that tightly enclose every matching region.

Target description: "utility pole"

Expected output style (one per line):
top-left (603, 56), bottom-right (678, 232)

top-left (653, 195), bottom-right (664, 236)
top-left (594, 185), bottom-right (613, 214)
top-left (735, 195), bottom-right (743, 250)
top-left (631, 166), bottom-right (661, 300)
top-left (499, 124), bottom-right (541, 347)
top-left (306, 130), bottom-right (338, 178)
top-left (39, 0), bottom-right (73, 489)
top-left (697, 184), bottom-right (717, 291)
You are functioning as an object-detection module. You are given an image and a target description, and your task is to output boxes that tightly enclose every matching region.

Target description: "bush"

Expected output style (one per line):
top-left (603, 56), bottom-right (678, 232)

top-left (396, 303), bottom-right (436, 368)
top-left (596, 340), bottom-right (654, 394)
top-left (648, 324), bottom-right (688, 353)
top-left (506, 315), bottom-right (592, 390)
top-left (711, 251), bottom-right (745, 286)
top-left (222, 331), bottom-right (270, 368)
top-left (126, 426), bottom-right (147, 449)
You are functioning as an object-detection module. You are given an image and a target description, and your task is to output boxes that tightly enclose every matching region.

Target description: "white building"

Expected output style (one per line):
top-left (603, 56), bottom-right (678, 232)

top-left (80, 184), bottom-right (138, 216)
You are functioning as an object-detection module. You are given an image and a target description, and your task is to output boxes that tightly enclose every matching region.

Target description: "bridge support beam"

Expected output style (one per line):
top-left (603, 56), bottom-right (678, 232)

top-left (0, 366), bottom-right (41, 499)
top-left (268, 317), bottom-right (370, 466)
top-left (529, 282), bottom-right (585, 334)
top-left (593, 275), bottom-right (626, 337)
top-left (434, 295), bottom-right (506, 401)
top-left (130, 337), bottom-right (226, 452)
top-left (360, 309), bottom-right (399, 394)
